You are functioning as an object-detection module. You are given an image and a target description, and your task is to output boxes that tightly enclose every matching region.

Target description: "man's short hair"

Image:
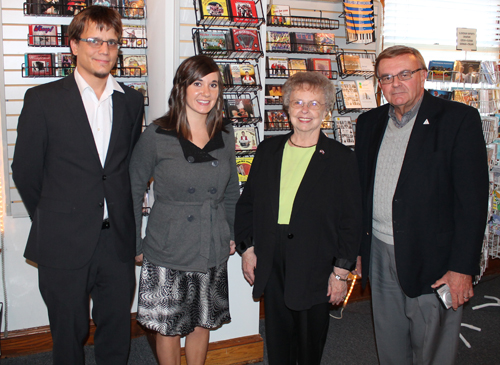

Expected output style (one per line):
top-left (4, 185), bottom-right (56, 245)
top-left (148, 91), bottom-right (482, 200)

top-left (68, 5), bottom-right (122, 46)
top-left (375, 45), bottom-right (427, 77)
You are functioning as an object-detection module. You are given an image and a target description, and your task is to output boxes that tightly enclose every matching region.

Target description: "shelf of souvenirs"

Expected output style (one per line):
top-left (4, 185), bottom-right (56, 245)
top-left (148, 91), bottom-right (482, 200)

top-left (335, 88), bottom-right (375, 115)
top-left (224, 92), bottom-right (262, 126)
top-left (21, 64), bottom-right (144, 78)
top-left (266, 41), bottom-right (338, 55)
top-left (265, 67), bottom-right (338, 81)
top-left (217, 61), bottom-right (262, 93)
top-left (27, 34), bottom-right (147, 49)
top-left (23, 2), bottom-right (145, 19)
top-left (426, 88), bottom-right (500, 115)
top-left (426, 70), bottom-right (500, 87)
top-left (266, 14), bottom-right (339, 30)
top-left (336, 51), bottom-right (376, 79)
top-left (193, 0), bottom-right (265, 30)
top-left (192, 28), bottom-right (263, 61)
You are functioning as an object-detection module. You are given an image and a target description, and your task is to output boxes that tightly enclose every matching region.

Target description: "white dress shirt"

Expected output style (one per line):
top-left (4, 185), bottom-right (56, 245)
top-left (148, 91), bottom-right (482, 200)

top-left (74, 68), bottom-right (124, 219)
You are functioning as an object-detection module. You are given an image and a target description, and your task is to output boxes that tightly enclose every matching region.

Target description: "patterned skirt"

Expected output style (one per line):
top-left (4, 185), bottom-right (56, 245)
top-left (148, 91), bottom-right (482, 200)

top-left (136, 258), bottom-right (231, 336)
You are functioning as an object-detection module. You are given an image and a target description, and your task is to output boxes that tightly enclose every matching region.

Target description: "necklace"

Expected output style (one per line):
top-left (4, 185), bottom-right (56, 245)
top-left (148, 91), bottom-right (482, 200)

top-left (289, 137), bottom-right (317, 148)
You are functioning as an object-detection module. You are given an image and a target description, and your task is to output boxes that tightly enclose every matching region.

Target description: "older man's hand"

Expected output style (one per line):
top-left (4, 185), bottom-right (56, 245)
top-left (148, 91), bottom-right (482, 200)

top-left (431, 271), bottom-right (473, 310)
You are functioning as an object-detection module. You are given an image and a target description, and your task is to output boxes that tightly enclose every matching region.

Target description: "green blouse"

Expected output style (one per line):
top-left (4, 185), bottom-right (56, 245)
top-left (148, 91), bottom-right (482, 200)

top-left (278, 141), bottom-right (315, 224)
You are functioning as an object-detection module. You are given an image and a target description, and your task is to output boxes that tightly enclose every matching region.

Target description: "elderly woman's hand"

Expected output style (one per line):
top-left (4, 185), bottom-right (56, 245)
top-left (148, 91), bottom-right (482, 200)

top-left (229, 240), bottom-right (236, 255)
top-left (242, 247), bottom-right (257, 285)
top-left (327, 267), bottom-right (349, 305)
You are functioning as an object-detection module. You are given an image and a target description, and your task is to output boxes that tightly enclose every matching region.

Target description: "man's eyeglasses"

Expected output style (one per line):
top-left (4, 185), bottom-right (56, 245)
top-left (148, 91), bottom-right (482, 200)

top-left (78, 37), bottom-right (120, 49)
top-left (378, 68), bottom-right (423, 84)
top-left (289, 100), bottom-right (325, 110)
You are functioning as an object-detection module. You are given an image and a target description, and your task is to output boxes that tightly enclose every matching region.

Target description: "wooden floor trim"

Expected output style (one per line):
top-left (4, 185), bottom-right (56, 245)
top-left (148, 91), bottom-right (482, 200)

top-left (0, 316), bottom-right (264, 365)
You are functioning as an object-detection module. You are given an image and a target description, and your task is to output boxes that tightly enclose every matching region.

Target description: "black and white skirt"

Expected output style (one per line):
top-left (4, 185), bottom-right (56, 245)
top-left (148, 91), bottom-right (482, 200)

top-left (136, 258), bottom-right (231, 336)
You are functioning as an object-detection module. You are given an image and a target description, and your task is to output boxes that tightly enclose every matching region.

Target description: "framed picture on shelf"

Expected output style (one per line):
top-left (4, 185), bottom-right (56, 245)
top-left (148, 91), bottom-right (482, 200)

top-left (25, 53), bottom-right (54, 77)
top-left (266, 110), bottom-right (290, 130)
top-left (199, 0), bottom-right (229, 19)
top-left (234, 126), bottom-right (259, 151)
top-left (226, 98), bottom-right (255, 122)
top-left (309, 58), bottom-right (331, 78)
top-left (229, 0), bottom-right (258, 23)
top-left (29, 24), bottom-right (58, 46)
top-left (123, 0), bottom-right (146, 18)
top-left (121, 54), bottom-right (147, 76)
top-left (265, 84), bottom-right (283, 105)
top-left (288, 58), bottom-right (307, 77)
top-left (197, 30), bottom-right (229, 53)
top-left (231, 29), bottom-right (260, 52)
top-left (267, 56), bottom-right (289, 78)
top-left (236, 156), bottom-right (254, 182)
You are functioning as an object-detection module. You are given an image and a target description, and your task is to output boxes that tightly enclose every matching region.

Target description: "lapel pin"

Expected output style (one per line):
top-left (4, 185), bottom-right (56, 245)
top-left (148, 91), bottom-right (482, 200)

top-left (319, 150), bottom-right (325, 154)
top-left (423, 119), bottom-right (430, 125)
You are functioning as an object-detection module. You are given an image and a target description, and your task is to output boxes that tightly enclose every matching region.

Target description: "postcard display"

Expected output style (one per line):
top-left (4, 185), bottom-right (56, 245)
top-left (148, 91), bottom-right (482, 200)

top-left (426, 60), bottom-right (500, 277)
top-left (264, 1), bottom-right (378, 149)
top-left (22, 1), bottom-right (149, 106)
top-left (192, 0), bottom-right (266, 189)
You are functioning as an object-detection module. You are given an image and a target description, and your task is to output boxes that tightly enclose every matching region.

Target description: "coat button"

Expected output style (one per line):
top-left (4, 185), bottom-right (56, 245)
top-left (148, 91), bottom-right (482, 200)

top-left (187, 215), bottom-right (194, 222)
top-left (212, 160), bottom-right (219, 167)
top-left (287, 233), bottom-right (294, 239)
top-left (99, 202), bottom-right (104, 207)
top-left (187, 156), bottom-right (195, 163)
top-left (209, 187), bottom-right (217, 194)
top-left (102, 175), bottom-right (107, 180)
top-left (188, 187), bottom-right (196, 194)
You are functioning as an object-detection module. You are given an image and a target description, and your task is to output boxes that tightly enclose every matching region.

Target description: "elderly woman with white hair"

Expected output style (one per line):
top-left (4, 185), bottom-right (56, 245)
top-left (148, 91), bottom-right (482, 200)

top-left (235, 72), bottom-right (363, 365)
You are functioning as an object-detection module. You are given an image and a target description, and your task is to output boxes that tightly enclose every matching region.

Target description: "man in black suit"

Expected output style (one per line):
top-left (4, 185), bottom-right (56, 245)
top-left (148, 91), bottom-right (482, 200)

top-left (355, 46), bottom-right (488, 364)
top-left (12, 6), bottom-right (144, 365)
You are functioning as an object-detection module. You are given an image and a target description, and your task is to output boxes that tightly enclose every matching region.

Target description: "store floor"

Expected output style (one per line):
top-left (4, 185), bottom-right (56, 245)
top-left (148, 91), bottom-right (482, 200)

top-left (3, 274), bottom-right (499, 365)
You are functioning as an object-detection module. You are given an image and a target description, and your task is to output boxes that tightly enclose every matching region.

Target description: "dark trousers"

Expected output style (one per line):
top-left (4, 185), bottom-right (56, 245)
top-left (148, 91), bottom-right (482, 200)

top-left (38, 228), bottom-right (136, 365)
top-left (263, 225), bottom-right (330, 365)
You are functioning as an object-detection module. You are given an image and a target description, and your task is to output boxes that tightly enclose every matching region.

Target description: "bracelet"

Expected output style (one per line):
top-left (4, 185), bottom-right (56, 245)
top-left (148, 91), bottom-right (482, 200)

top-left (334, 272), bottom-right (348, 282)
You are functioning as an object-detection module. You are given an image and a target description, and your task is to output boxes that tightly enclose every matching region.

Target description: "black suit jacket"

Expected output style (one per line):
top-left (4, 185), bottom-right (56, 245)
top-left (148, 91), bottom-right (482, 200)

top-left (12, 73), bottom-right (144, 269)
top-left (235, 132), bottom-right (362, 311)
top-left (355, 91), bottom-right (489, 297)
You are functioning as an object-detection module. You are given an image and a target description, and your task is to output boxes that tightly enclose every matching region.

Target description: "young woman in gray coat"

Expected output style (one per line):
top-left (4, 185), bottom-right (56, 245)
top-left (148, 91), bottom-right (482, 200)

top-left (130, 55), bottom-right (239, 364)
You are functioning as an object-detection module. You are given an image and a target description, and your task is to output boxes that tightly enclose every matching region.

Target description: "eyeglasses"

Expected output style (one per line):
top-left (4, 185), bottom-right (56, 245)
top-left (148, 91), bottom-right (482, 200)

top-left (289, 100), bottom-right (325, 110)
top-left (378, 68), bottom-right (423, 84)
top-left (78, 37), bottom-right (120, 49)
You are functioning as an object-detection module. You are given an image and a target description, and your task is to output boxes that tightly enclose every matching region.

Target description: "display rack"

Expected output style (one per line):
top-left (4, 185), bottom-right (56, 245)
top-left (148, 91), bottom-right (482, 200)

top-left (26, 34), bottom-right (148, 49)
top-left (265, 66), bottom-right (338, 80)
top-left (217, 61), bottom-right (262, 93)
top-left (23, 2), bottom-right (146, 19)
top-left (192, 28), bottom-right (263, 61)
top-left (336, 50), bottom-right (376, 79)
top-left (266, 41), bottom-right (338, 55)
top-left (193, 0), bottom-right (265, 30)
top-left (21, 64), bottom-right (142, 78)
top-left (335, 88), bottom-right (373, 115)
top-left (224, 92), bottom-right (262, 125)
top-left (267, 15), bottom-right (339, 30)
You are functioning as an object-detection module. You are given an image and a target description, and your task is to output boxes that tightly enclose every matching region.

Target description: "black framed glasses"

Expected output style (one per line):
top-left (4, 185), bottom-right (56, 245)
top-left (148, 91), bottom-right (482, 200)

top-left (289, 100), bottom-right (325, 110)
top-left (378, 68), bottom-right (423, 84)
top-left (78, 37), bottom-right (120, 49)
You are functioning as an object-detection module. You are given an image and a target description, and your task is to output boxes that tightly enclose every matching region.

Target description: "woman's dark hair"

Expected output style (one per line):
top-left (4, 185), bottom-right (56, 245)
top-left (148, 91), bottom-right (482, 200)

top-left (154, 55), bottom-right (225, 140)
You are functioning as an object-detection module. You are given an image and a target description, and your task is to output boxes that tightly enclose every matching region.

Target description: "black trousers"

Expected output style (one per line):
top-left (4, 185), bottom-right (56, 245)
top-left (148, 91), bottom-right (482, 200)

top-left (38, 228), bottom-right (136, 365)
top-left (263, 225), bottom-right (330, 365)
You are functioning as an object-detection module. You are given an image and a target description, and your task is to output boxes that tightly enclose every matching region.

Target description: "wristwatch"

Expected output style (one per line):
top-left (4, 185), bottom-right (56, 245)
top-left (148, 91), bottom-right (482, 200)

top-left (334, 273), bottom-right (348, 282)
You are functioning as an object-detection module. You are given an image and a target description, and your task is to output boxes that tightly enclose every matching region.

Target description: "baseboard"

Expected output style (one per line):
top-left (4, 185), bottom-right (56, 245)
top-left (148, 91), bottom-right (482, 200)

top-left (0, 315), bottom-right (264, 365)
